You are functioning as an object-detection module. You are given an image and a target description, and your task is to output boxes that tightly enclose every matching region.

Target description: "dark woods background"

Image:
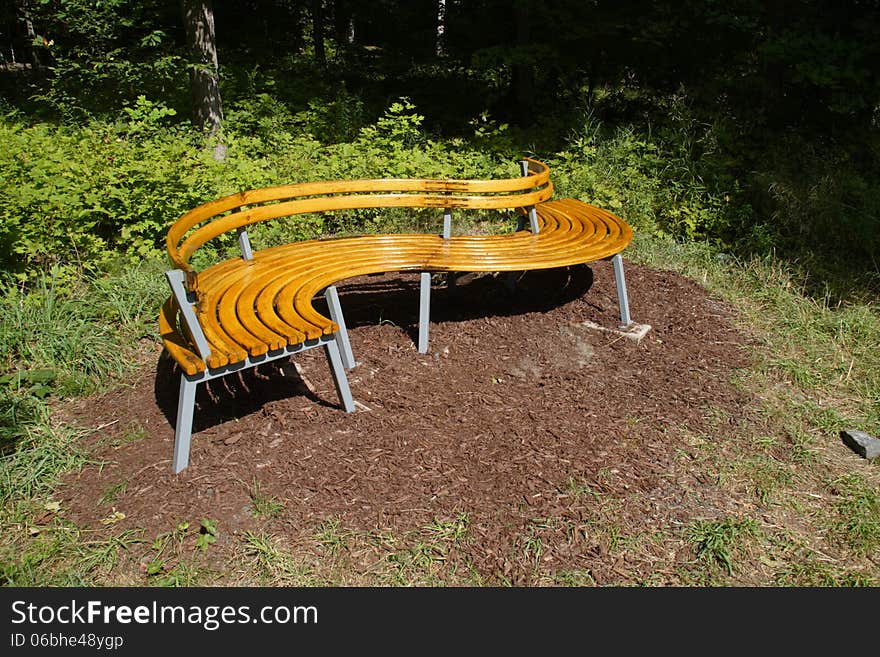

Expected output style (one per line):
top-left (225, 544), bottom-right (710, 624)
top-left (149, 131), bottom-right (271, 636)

top-left (1, 0), bottom-right (878, 296)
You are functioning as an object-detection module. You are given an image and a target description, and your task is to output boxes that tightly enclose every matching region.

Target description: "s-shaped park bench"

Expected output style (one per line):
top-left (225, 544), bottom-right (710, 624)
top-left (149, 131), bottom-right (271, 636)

top-left (160, 158), bottom-right (635, 472)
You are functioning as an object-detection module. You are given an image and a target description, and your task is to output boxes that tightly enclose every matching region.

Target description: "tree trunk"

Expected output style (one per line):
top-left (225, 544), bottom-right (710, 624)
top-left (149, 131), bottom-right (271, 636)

top-left (181, 0), bottom-right (223, 138)
top-left (16, 0), bottom-right (40, 68)
top-left (512, 2), bottom-right (534, 126)
top-left (311, 0), bottom-right (326, 66)
top-left (333, 0), bottom-right (355, 45)
top-left (436, 0), bottom-right (446, 57)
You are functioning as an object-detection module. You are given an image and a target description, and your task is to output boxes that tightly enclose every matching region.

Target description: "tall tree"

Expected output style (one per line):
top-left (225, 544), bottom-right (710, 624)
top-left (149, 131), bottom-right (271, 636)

top-left (436, 0), bottom-right (446, 57)
top-left (333, 0), bottom-right (355, 45)
top-left (512, 0), bottom-right (534, 125)
top-left (15, 0), bottom-right (40, 68)
top-left (181, 0), bottom-right (222, 138)
top-left (312, 0), bottom-right (326, 66)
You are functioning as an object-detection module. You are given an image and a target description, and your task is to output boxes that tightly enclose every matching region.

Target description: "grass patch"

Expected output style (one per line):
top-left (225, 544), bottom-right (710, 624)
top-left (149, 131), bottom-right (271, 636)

top-left (686, 517), bottom-right (759, 575)
top-left (424, 513), bottom-right (470, 545)
top-left (0, 413), bottom-right (91, 505)
top-left (108, 422), bottom-right (148, 448)
top-left (775, 558), bottom-right (878, 587)
top-left (0, 520), bottom-right (144, 586)
top-left (248, 479), bottom-right (286, 519)
top-left (312, 518), bottom-right (350, 556)
top-left (828, 474), bottom-right (880, 557)
top-left (98, 480), bottom-right (128, 506)
top-left (239, 531), bottom-right (317, 585)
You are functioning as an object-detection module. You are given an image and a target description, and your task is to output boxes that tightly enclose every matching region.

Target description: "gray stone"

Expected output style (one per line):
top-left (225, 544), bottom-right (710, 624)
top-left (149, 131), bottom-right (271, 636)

top-left (840, 429), bottom-right (880, 460)
top-left (581, 320), bottom-right (652, 343)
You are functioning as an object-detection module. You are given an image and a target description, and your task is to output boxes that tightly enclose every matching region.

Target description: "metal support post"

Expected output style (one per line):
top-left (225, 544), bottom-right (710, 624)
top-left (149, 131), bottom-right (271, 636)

top-left (611, 253), bottom-right (633, 328)
top-left (442, 207), bottom-right (452, 240)
top-left (238, 227), bottom-right (254, 261)
top-left (418, 271), bottom-right (431, 353)
top-left (324, 285), bottom-right (356, 369)
top-left (324, 338), bottom-right (356, 412)
top-left (172, 374), bottom-right (199, 473)
top-left (519, 159), bottom-right (540, 234)
top-left (165, 270), bottom-right (212, 360)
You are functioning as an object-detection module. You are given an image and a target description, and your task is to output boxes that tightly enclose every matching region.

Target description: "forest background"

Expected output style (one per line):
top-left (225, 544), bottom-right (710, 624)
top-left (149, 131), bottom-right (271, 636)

top-left (0, 0), bottom-right (878, 586)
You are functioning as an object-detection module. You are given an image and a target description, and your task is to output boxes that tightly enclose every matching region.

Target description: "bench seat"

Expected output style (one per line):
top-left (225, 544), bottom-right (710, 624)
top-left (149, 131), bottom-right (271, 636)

top-left (160, 198), bottom-right (632, 376)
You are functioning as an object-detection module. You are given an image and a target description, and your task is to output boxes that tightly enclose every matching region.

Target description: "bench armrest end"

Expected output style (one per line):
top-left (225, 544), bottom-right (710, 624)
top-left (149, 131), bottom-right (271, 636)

top-left (165, 269), bottom-right (212, 361)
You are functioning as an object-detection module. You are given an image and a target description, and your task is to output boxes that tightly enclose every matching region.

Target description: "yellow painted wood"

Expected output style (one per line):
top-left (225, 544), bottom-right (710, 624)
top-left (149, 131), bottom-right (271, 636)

top-left (159, 298), bottom-right (207, 375)
top-left (167, 158), bottom-right (552, 275)
top-left (159, 160), bottom-right (633, 373)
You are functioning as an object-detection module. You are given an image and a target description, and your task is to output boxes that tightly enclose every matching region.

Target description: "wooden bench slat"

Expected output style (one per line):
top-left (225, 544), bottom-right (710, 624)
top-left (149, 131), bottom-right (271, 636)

top-left (159, 298), bottom-right (208, 375)
top-left (175, 188), bottom-right (555, 272)
top-left (166, 158), bottom-right (552, 270)
top-left (160, 177), bottom-right (634, 375)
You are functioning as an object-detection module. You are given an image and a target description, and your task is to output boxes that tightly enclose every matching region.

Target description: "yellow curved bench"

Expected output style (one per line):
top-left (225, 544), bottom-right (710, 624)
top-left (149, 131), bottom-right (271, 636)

top-left (161, 159), bottom-right (634, 472)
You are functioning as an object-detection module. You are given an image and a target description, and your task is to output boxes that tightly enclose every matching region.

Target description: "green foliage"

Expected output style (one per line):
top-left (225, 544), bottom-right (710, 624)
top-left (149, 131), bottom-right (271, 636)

top-left (357, 98), bottom-right (426, 152)
top-left (196, 518), bottom-right (218, 551)
top-left (0, 117), bottom-right (211, 270)
top-left (686, 517), bottom-right (758, 575)
top-left (22, 0), bottom-right (186, 120)
top-left (551, 106), bottom-right (750, 243)
top-left (0, 97), bottom-right (517, 277)
top-left (122, 96), bottom-right (177, 136)
top-left (828, 474), bottom-right (880, 557)
top-left (249, 479), bottom-right (285, 519)
top-left (0, 369), bottom-right (56, 400)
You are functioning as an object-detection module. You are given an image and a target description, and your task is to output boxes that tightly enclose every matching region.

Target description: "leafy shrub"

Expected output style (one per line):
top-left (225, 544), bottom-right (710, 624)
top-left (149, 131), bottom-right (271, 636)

top-left (0, 98), bottom-right (518, 281)
top-left (551, 105), bottom-right (754, 245)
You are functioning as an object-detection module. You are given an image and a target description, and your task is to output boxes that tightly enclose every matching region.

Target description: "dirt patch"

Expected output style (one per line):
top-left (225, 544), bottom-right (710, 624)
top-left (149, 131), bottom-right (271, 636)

top-left (54, 258), bottom-right (754, 583)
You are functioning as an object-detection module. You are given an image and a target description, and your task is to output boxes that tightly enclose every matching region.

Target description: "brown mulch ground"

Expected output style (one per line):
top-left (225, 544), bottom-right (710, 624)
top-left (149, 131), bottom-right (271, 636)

top-left (55, 258), bottom-right (754, 583)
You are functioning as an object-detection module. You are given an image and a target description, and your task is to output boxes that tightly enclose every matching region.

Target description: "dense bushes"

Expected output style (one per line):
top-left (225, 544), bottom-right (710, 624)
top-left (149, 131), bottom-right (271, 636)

top-left (0, 98), bottom-right (514, 281)
top-left (3, 89), bottom-right (877, 295)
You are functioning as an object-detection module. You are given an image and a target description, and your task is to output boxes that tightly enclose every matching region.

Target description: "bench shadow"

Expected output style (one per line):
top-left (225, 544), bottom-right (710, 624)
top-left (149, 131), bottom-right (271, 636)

top-left (153, 352), bottom-right (334, 436)
top-left (324, 264), bottom-right (595, 345)
top-left (153, 264), bottom-right (594, 436)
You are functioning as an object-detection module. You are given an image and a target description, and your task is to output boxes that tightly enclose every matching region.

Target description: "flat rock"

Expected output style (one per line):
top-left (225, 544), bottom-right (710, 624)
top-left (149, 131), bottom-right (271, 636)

top-left (840, 429), bottom-right (880, 459)
top-left (581, 320), bottom-right (652, 343)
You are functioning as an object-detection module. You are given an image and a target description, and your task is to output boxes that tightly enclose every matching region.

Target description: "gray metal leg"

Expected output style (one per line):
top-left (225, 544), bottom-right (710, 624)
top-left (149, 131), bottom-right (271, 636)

top-left (611, 253), bottom-right (633, 328)
top-left (324, 285), bottom-right (356, 369)
top-left (518, 160), bottom-right (540, 234)
top-left (505, 271), bottom-right (519, 293)
top-left (418, 272), bottom-right (431, 353)
top-left (528, 206), bottom-right (539, 233)
top-left (173, 374), bottom-right (199, 473)
top-left (324, 337), bottom-right (355, 412)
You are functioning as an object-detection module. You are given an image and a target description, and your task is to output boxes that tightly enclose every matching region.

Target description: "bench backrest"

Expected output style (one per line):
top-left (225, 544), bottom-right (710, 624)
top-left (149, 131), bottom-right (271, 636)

top-left (166, 158), bottom-right (552, 291)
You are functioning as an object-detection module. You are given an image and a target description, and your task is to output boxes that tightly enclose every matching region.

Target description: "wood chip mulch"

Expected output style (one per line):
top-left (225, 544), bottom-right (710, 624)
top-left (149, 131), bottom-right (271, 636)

top-left (55, 259), bottom-right (754, 583)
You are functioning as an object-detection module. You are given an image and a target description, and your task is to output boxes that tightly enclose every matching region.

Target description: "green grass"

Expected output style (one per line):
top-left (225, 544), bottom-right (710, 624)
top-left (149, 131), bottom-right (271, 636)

top-left (0, 411), bottom-right (91, 505)
top-left (98, 480), bottom-right (128, 506)
top-left (0, 132), bottom-right (878, 586)
top-left (775, 558), bottom-right (878, 587)
top-left (312, 518), bottom-right (350, 555)
top-left (424, 513), bottom-right (470, 545)
top-left (239, 531), bottom-right (318, 585)
top-left (249, 479), bottom-right (286, 519)
top-left (107, 423), bottom-right (148, 448)
top-left (686, 517), bottom-right (759, 576)
top-left (0, 520), bottom-right (144, 586)
top-left (828, 474), bottom-right (880, 557)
